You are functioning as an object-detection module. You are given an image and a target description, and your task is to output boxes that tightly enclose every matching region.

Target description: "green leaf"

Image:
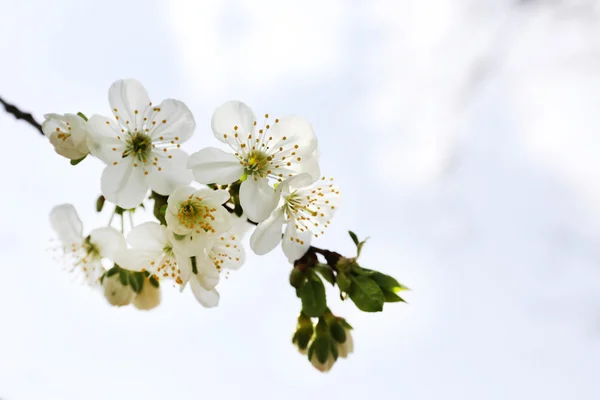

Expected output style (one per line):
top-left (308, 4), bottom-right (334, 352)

top-left (149, 275), bottom-right (160, 288)
top-left (96, 195), bottom-right (105, 212)
top-left (191, 256), bottom-right (198, 275)
top-left (106, 266), bottom-right (120, 278)
top-left (289, 267), bottom-right (306, 289)
top-left (70, 155), bottom-right (87, 165)
top-left (356, 238), bottom-right (369, 258)
top-left (370, 271), bottom-right (409, 293)
top-left (129, 272), bottom-right (144, 293)
top-left (383, 290), bottom-right (406, 303)
top-left (315, 264), bottom-right (335, 286)
top-left (150, 191), bottom-right (168, 225)
top-left (159, 204), bottom-right (167, 216)
top-left (349, 275), bottom-right (385, 312)
top-left (118, 269), bottom-right (129, 286)
top-left (348, 231), bottom-right (359, 246)
top-left (300, 274), bottom-right (327, 317)
top-left (336, 272), bottom-right (352, 293)
top-left (77, 112), bottom-right (88, 121)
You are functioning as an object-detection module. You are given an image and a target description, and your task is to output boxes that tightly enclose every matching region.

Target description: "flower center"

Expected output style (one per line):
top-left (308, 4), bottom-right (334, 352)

top-left (285, 191), bottom-right (318, 219)
top-left (177, 196), bottom-right (218, 233)
top-left (242, 150), bottom-right (270, 176)
top-left (123, 132), bottom-right (152, 162)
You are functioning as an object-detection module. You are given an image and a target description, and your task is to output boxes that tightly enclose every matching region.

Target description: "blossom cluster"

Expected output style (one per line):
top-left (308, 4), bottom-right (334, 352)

top-left (46, 79), bottom-right (341, 309)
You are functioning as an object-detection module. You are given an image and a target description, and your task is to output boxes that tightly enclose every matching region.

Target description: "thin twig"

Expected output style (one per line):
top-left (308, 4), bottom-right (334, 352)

top-left (0, 96), bottom-right (43, 134)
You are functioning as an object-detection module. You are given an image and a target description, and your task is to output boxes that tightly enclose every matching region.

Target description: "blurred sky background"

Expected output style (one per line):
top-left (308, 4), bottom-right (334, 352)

top-left (2, 0), bottom-right (600, 399)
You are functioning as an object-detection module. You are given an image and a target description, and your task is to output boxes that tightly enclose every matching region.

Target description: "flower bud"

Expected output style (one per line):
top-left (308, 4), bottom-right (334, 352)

top-left (337, 327), bottom-right (353, 358)
top-left (307, 319), bottom-right (338, 373)
top-left (308, 336), bottom-right (337, 372)
top-left (42, 113), bottom-right (90, 160)
top-left (292, 313), bottom-right (314, 354)
top-left (102, 272), bottom-right (134, 307)
top-left (132, 278), bottom-right (161, 310)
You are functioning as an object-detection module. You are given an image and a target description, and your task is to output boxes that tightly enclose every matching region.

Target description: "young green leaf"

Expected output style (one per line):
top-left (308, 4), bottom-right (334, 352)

top-left (129, 272), bottom-right (144, 293)
top-left (315, 264), bottom-right (335, 286)
top-left (356, 238), bottom-right (369, 258)
top-left (70, 155), bottom-right (87, 166)
top-left (348, 231), bottom-right (359, 246)
top-left (300, 274), bottom-right (327, 317)
top-left (370, 271), bottom-right (409, 293)
top-left (96, 195), bottom-right (105, 212)
top-left (77, 112), bottom-right (88, 121)
top-left (382, 291), bottom-right (407, 303)
top-left (349, 275), bottom-right (384, 312)
top-left (336, 272), bottom-right (352, 292)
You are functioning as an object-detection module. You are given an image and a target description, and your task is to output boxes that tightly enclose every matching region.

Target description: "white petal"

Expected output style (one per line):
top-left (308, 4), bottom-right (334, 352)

top-left (279, 173), bottom-right (315, 196)
top-left (147, 149), bottom-right (193, 196)
top-left (101, 161), bottom-right (148, 209)
top-left (167, 186), bottom-right (196, 210)
top-left (195, 259), bottom-right (220, 290)
top-left (211, 101), bottom-right (256, 145)
top-left (188, 147), bottom-right (244, 185)
top-left (171, 231), bottom-right (214, 259)
top-left (268, 116), bottom-right (318, 156)
top-left (190, 278), bottom-right (220, 307)
top-left (249, 208), bottom-right (285, 255)
top-left (282, 223), bottom-right (312, 262)
top-left (89, 227), bottom-right (126, 260)
top-left (116, 248), bottom-right (163, 272)
top-left (239, 178), bottom-right (279, 223)
top-left (108, 79), bottom-right (151, 134)
top-left (86, 115), bottom-right (125, 164)
top-left (212, 233), bottom-right (246, 270)
top-left (127, 222), bottom-right (166, 251)
top-left (147, 99), bottom-right (195, 143)
top-left (49, 204), bottom-right (83, 245)
top-left (194, 188), bottom-right (231, 206)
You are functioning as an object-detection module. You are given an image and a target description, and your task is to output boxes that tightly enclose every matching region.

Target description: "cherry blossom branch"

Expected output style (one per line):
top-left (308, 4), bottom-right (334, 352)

top-left (5, 97), bottom-right (345, 274)
top-left (0, 96), bottom-right (43, 134)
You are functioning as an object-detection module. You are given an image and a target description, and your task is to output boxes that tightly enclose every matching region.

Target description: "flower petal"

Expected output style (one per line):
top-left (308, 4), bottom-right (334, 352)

top-left (101, 161), bottom-right (148, 209)
top-left (86, 115), bottom-right (126, 164)
top-left (127, 222), bottom-right (167, 251)
top-left (49, 204), bottom-right (83, 245)
top-left (282, 223), bottom-right (312, 262)
top-left (117, 248), bottom-right (163, 272)
top-left (211, 232), bottom-right (246, 270)
top-left (250, 207), bottom-right (285, 255)
top-left (188, 147), bottom-right (244, 185)
top-left (109, 79), bottom-right (151, 134)
top-left (89, 227), bottom-right (126, 260)
top-left (147, 99), bottom-right (195, 143)
top-left (239, 178), bottom-right (279, 223)
top-left (269, 116), bottom-right (318, 156)
top-left (195, 259), bottom-right (220, 290)
top-left (211, 101), bottom-right (256, 145)
top-left (190, 278), bottom-right (220, 308)
top-left (147, 149), bottom-right (193, 196)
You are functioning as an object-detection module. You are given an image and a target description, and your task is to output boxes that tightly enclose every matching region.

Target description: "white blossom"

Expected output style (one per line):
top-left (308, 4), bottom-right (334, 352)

top-left (87, 79), bottom-right (195, 208)
top-left (164, 186), bottom-right (232, 254)
top-left (42, 113), bottom-right (89, 160)
top-left (50, 204), bottom-right (125, 286)
top-left (250, 173), bottom-right (340, 261)
top-left (188, 101), bottom-right (320, 223)
top-left (122, 221), bottom-right (221, 308)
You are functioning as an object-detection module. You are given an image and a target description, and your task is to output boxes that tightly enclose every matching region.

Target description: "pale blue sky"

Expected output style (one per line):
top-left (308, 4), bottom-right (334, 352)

top-left (1, 1), bottom-right (600, 399)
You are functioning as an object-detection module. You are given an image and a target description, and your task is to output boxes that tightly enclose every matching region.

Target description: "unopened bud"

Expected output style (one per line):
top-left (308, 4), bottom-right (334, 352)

top-left (132, 278), bottom-right (161, 310)
top-left (102, 273), bottom-right (134, 307)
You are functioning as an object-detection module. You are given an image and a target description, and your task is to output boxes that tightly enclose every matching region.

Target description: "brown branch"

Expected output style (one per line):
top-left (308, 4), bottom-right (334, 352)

top-left (0, 96), bottom-right (43, 134)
